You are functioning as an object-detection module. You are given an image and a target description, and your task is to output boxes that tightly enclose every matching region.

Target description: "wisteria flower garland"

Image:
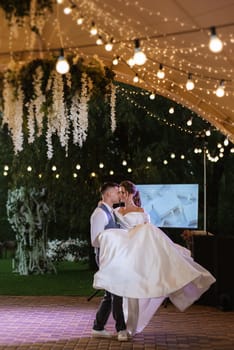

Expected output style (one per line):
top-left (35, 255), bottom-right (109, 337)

top-left (2, 71), bottom-right (24, 153)
top-left (27, 66), bottom-right (46, 143)
top-left (110, 83), bottom-right (117, 132)
top-left (70, 72), bottom-right (92, 147)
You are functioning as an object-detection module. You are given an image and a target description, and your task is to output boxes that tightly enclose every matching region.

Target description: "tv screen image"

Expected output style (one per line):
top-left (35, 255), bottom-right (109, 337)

top-left (137, 184), bottom-right (199, 228)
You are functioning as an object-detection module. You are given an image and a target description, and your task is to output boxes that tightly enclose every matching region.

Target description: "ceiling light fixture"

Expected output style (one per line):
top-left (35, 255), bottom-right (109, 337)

top-left (56, 48), bottom-right (70, 74)
top-left (215, 80), bottom-right (225, 97)
top-left (90, 21), bottom-right (97, 36)
top-left (209, 26), bottom-right (223, 53)
top-left (133, 38), bottom-right (147, 65)
top-left (112, 56), bottom-right (119, 65)
top-left (105, 38), bottom-right (113, 51)
top-left (157, 63), bottom-right (165, 79)
top-left (186, 73), bottom-right (195, 91)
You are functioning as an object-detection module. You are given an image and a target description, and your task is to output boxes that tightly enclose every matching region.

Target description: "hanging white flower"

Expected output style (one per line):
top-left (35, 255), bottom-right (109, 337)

top-left (2, 73), bottom-right (24, 154)
top-left (70, 72), bottom-right (92, 147)
top-left (110, 83), bottom-right (117, 132)
top-left (27, 102), bottom-right (36, 143)
top-left (45, 71), bottom-right (69, 158)
top-left (78, 72), bottom-right (92, 147)
top-left (33, 66), bottom-right (46, 136)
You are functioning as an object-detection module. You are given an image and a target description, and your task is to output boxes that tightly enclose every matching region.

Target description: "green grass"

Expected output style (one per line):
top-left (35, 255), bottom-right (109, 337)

top-left (0, 259), bottom-right (96, 296)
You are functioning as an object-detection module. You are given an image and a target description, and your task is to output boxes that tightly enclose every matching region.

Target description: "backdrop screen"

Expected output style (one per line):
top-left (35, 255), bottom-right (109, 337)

top-left (137, 184), bottom-right (199, 228)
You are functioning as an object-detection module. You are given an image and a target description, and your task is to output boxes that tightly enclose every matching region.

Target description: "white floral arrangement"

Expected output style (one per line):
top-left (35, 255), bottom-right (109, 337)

top-left (47, 238), bottom-right (89, 263)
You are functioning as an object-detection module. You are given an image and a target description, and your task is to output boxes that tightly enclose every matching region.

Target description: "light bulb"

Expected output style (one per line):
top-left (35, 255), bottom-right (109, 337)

top-left (215, 80), bottom-right (225, 97)
top-left (56, 49), bottom-right (70, 74)
top-left (90, 22), bottom-right (97, 36)
top-left (133, 74), bottom-right (139, 83)
top-left (57, 0), bottom-right (64, 3)
top-left (149, 92), bottom-right (155, 100)
top-left (64, 7), bottom-right (72, 15)
top-left (133, 38), bottom-right (147, 65)
top-left (105, 40), bottom-right (113, 51)
top-left (205, 130), bottom-right (211, 136)
top-left (209, 27), bottom-right (223, 53)
top-left (187, 118), bottom-right (192, 126)
top-left (186, 73), bottom-right (195, 91)
top-left (96, 36), bottom-right (103, 45)
top-left (169, 107), bottom-right (174, 114)
top-left (224, 138), bottom-right (229, 146)
top-left (127, 57), bottom-right (135, 67)
top-left (157, 64), bottom-right (165, 79)
top-left (112, 56), bottom-right (119, 65)
top-left (76, 17), bottom-right (84, 25)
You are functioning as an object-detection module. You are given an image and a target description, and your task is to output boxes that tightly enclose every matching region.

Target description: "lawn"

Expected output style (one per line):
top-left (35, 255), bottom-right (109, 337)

top-left (0, 259), bottom-right (96, 296)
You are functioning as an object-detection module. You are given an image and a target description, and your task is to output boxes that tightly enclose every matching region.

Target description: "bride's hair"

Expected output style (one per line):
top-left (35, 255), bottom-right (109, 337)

top-left (120, 180), bottom-right (141, 207)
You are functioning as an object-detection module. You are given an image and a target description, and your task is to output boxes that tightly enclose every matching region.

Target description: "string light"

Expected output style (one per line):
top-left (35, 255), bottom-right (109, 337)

top-left (186, 118), bottom-right (193, 126)
top-left (63, 7), bottom-right (72, 15)
top-left (133, 38), bottom-right (147, 66)
top-left (186, 73), bottom-right (195, 91)
top-left (127, 57), bottom-right (135, 67)
top-left (133, 74), bottom-right (139, 83)
top-left (105, 38), bottom-right (113, 51)
top-left (112, 56), bottom-right (119, 65)
top-left (157, 64), bottom-right (165, 79)
top-left (90, 21), bottom-right (98, 36)
top-left (169, 107), bottom-right (175, 114)
top-left (209, 27), bottom-right (223, 53)
top-left (215, 80), bottom-right (225, 97)
top-left (76, 16), bottom-right (84, 25)
top-left (56, 48), bottom-right (70, 74)
top-left (96, 35), bottom-right (103, 45)
top-left (224, 138), bottom-right (229, 146)
top-left (149, 91), bottom-right (156, 100)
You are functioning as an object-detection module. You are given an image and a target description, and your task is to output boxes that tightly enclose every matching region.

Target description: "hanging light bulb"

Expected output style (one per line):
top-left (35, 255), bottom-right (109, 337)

top-left (209, 27), bottom-right (223, 53)
top-left (96, 35), bottom-right (103, 45)
top-left (157, 63), bottom-right (165, 79)
top-left (90, 21), bottom-right (97, 36)
top-left (112, 56), bottom-right (119, 65)
top-left (215, 80), bottom-right (225, 97)
top-left (133, 38), bottom-right (147, 65)
top-left (186, 73), bottom-right (195, 91)
top-left (64, 6), bottom-right (72, 15)
top-left (133, 74), bottom-right (139, 83)
top-left (56, 48), bottom-right (70, 74)
top-left (76, 16), bottom-right (84, 25)
top-left (127, 57), bottom-right (135, 67)
top-left (186, 118), bottom-right (193, 126)
top-left (169, 107), bottom-right (174, 114)
top-left (149, 91), bottom-right (156, 100)
top-left (224, 138), bottom-right (229, 146)
top-left (57, 0), bottom-right (64, 4)
top-left (105, 38), bottom-right (113, 51)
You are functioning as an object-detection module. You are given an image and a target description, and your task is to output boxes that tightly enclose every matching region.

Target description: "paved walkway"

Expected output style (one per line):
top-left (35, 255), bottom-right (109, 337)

top-left (0, 296), bottom-right (233, 349)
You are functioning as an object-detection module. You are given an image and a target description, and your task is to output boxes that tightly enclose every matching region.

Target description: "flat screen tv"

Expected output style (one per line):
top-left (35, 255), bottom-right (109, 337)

top-left (137, 184), bottom-right (199, 228)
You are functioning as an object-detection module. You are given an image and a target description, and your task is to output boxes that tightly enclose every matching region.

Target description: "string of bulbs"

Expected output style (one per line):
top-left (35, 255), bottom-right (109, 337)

top-left (54, 0), bottom-right (233, 97)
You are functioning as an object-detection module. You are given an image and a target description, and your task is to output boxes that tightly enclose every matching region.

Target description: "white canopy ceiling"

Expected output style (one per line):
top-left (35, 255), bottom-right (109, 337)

top-left (0, 0), bottom-right (234, 142)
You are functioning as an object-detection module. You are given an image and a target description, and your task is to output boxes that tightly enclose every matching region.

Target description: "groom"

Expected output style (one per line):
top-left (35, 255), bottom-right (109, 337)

top-left (90, 182), bottom-right (128, 341)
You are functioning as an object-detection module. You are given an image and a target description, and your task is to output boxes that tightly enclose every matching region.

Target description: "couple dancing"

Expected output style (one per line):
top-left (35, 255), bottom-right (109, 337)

top-left (90, 181), bottom-right (216, 341)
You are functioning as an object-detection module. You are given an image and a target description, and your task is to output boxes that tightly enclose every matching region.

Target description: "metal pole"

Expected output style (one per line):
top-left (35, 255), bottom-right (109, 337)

top-left (203, 146), bottom-right (207, 233)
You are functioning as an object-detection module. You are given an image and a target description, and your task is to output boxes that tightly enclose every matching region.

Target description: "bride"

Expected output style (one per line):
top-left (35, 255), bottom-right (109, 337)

top-left (93, 180), bottom-right (216, 336)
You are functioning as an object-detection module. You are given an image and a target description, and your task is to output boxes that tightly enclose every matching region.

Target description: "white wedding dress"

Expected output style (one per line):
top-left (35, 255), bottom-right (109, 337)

top-left (93, 210), bottom-right (216, 335)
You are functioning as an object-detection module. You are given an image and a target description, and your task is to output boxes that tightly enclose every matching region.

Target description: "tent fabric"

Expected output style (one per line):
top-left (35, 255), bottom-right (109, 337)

top-left (0, 0), bottom-right (233, 142)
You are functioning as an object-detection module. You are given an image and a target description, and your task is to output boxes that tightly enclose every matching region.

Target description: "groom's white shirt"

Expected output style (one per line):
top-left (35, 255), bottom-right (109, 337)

top-left (90, 202), bottom-right (113, 248)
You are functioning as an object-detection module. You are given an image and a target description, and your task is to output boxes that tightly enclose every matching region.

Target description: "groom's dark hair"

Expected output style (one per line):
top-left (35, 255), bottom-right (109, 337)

top-left (100, 182), bottom-right (119, 195)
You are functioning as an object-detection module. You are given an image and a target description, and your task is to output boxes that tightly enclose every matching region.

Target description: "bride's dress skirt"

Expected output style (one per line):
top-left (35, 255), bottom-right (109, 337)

top-left (93, 223), bottom-right (216, 333)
